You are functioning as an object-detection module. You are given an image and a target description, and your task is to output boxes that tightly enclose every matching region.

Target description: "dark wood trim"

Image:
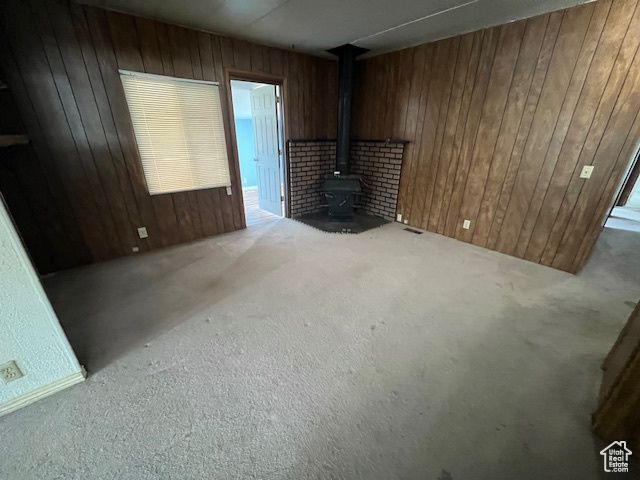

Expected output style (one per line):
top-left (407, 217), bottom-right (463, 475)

top-left (616, 147), bottom-right (640, 206)
top-left (593, 300), bottom-right (640, 452)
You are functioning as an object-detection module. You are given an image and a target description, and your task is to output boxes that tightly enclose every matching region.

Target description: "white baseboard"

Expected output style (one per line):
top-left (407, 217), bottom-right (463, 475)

top-left (0, 370), bottom-right (86, 418)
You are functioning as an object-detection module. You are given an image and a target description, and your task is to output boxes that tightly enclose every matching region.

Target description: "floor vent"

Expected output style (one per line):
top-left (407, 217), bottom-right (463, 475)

top-left (404, 228), bottom-right (423, 234)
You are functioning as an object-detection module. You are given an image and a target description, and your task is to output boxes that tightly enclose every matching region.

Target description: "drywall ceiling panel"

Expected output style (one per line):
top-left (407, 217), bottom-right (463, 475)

top-left (79, 0), bottom-right (594, 57)
top-left (244, 0), bottom-right (462, 52)
top-left (81, 0), bottom-right (290, 32)
top-left (357, 0), bottom-right (595, 53)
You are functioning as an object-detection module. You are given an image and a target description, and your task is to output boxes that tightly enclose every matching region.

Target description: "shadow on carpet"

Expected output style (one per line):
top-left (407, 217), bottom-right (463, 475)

top-left (293, 211), bottom-right (390, 234)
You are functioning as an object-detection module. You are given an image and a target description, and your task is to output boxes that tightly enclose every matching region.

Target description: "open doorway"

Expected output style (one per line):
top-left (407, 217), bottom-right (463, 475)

top-left (230, 79), bottom-right (286, 227)
top-left (606, 149), bottom-right (640, 233)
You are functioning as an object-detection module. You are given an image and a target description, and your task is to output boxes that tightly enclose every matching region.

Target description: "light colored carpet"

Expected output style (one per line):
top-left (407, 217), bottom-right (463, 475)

top-left (2, 219), bottom-right (639, 479)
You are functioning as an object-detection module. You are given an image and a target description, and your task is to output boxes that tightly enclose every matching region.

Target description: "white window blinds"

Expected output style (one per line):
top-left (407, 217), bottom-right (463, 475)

top-left (119, 71), bottom-right (231, 195)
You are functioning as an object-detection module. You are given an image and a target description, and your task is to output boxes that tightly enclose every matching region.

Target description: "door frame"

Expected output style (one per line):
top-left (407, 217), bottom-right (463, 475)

top-left (224, 68), bottom-right (291, 219)
top-left (576, 141), bottom-right (640, 272)
top-left (616, 148), bottom-right (640, 207)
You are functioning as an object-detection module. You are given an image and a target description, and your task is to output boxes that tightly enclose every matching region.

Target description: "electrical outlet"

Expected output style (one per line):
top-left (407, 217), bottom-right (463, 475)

top-left (463, 219), bottom-right (471, 229)
top-left (0, 360), bottom-right (24, 383)
top-left (226, 186), bottom-right (232, 196)
top-left (580, 165), bottom-right (594, 179)
top-left (137, 227), bottom-right (148, 239)
top-left (403, 219), bottom-right (408, 224)
top-left (132, 246), bottom-right (139, 253)
top-left (397, 213), bottom-right (403, 222)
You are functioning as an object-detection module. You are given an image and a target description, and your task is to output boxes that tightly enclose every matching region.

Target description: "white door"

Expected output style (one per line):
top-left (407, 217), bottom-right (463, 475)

top-left (251, 85), bottom-right (281, 216)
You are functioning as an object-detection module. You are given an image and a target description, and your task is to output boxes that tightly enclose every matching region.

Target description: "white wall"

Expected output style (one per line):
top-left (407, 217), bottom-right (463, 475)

top-left (231, 86), bottom-right (252, 119)
top-left (0, 199), bottom-right (84, 416)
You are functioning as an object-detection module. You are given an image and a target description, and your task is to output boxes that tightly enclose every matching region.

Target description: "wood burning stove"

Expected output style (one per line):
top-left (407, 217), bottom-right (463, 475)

top-left (323, 44), bottom-right (369, 221)
top-left (294, 45), bottom-right (392, 233)
top-left (322, 175), bottom-right (362, 221)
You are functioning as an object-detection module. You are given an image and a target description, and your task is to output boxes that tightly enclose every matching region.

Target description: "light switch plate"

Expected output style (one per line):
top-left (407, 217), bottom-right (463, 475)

top-left (0, 360), bottom-right (24, 383)
top-left (580, 165), bottom-right (594, 179)
top-left (397, 213), bottom-right (403, 222)
top-left (463, 219), bottom-right (471, 229)
top-left (137, 227), bottom-right (148, 239)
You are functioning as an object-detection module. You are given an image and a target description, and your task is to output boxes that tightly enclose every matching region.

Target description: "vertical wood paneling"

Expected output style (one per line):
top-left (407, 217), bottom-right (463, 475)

top-left (573, 108), bottom-right (640, 269)
top-left (0, 47), bottom-right (83, 269)
top-left (87, 7), bottom-right (165, 251)
top-left (426, 38), bottom-right (460, 232)
top-left (553, 43), bottom-right (640, 270)
top-left (217, 35), bottom-right (244, 231)
top-left (472, 15), bottom-right (550, 248)
top-left (413, 39), bottom-right (454, 228)
top-left (410, 40), bottom-right (447, 226)
top-left (133, 14), bottom-right (182, 247)
top-left (444, 29), bottom-right (499, 238)
top-left (353, 0), bottom-right (640, 273)
top-left (393, 45), bottom-right (425, 217)
top-left (542, 1), bottom-right (640, 268)
top-left (70, 2), bottom-right (147, 253)
top-left (439, 32), bottom-right (483, 234)
top-left (0, 146), bottom-right (54, 272)
top-left (494, 5), bottom-right (595, 256)
top-left (47, 0), bottom-right (139, 255)
top-left (36, 0), bottom-right (123, 255)
top-left (402, 44), bottom-right (434, 222)
top-left (513, 0), bottom-right (611, 258)
top-left (391, 48), bottom-right (413, 139)
top-left (0, 0), bottom-right (336, 273)
top-left (1, 0), bottom-right (114, 262)
top-left (524, 1), bottom-right (634, 262)
top-left (456, 22), bottom-right (525, 242)
top-left (485, 12), bottom-right (563, 250)
top-left (593, 299), bottom-right (640, 453)
top-left (431, 36), bottom-right (472, 234)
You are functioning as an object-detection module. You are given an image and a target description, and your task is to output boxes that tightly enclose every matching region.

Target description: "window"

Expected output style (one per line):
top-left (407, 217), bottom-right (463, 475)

top-left (119, 70), bottom-right (231, 195)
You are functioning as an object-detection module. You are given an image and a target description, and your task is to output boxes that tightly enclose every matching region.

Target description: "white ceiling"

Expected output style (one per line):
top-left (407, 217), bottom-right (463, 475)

top-left (80, 0), bottom-right (595, 58)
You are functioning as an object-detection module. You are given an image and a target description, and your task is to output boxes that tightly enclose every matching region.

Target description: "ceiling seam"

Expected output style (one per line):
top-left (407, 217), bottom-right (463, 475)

top-left (350, 0), bottom-right (482, 45)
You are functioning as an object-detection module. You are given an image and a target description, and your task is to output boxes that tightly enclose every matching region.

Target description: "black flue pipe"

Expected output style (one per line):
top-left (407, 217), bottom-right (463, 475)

top-left (327, 44), bottom-right (369, 175)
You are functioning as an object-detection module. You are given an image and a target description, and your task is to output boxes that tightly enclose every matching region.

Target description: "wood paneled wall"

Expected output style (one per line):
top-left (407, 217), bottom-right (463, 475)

top-left (593, 300), bottom-right (640, 452)
top-left (353, 0), bottom-right (640, 272)
top-left (0, 0), bottom-right (337, 273)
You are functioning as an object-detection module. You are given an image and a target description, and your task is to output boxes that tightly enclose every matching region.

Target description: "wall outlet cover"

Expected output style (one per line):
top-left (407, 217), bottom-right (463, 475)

top-left (580, 165), bottom-right (594, 179)
top-left (137, 227), bottom-right (148, 239)
top-left (132, 246), bottom-right (140, 253)
top-left (0, 360), bottom-right (24, 383)
top-left (403, 219), bottom-right (408, 224)
top-left (463, 219), bottom-right (471, 229)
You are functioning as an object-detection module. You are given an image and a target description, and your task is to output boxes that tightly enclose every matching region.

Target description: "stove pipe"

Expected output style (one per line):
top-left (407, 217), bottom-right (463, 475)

top-left (327, 44), bottom-right (369, 175)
